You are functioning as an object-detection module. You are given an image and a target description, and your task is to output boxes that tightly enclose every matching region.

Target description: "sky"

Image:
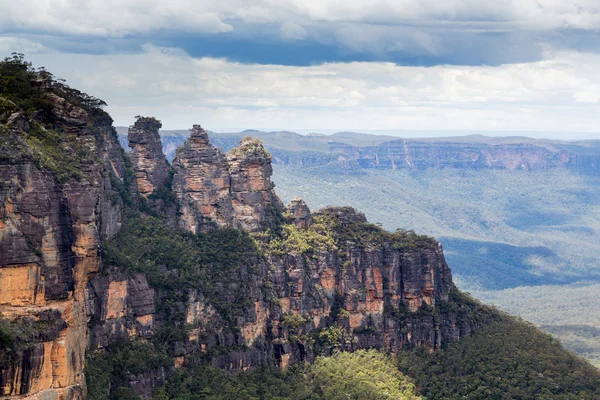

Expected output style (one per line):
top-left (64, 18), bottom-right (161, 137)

top-left (2, 1), bottom-right (600, 138)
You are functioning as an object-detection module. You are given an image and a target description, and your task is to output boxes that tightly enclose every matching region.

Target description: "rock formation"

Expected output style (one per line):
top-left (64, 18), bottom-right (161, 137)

top-left (172, 125), bottom-right (233, 232)
top-left (226, 137), bottom-right (284, 231)
top-left (287, 198), bottom-right (312, 228)
top-left (172, 129), bottom-right (284, 233)
top-left (128, 117), bottom-right (170, 197)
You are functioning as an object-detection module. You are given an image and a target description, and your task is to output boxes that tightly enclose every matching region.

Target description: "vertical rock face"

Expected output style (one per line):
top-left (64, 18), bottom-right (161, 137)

top-left (128, 117), bottom-right (170, 197)
top-left (288, 198), bottom-right (312, 228)
top-left (86, 268), bottom-right (155, 349)
top-left (172, 129), bottom-right (284, 233)
top-left (0, 91), bottom-right (125, 398)
top-left (226, 137), bottom-right (284, 231)
top-left (172, 125), bottom-right (233, 233)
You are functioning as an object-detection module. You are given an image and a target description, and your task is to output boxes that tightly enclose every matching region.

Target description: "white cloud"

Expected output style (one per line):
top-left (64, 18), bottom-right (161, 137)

top-left (1, 0), bottom-right (599, 37)
top-left (1, 39), bottom-right (595, 136)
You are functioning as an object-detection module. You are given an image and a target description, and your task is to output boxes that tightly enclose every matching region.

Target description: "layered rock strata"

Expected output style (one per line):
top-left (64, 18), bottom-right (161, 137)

top-left (329, 140), bottom-right (600, 171)
top-left (172, 125), bottom-right (233, 232)
top-left (0, 96), bottom-right (126, 399)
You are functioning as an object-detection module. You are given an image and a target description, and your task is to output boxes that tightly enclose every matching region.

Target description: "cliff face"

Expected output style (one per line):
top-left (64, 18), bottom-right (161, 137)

top-left (226, 137), bottom-right (284, 232)
top-left (87, 205), bottom-right (470, 379)
top-left (1, 64), bottom-right (486, 400)
top-left (118, 128), bottom-right (600, 172)
top-left (0, 92), bottom-right (126, 397)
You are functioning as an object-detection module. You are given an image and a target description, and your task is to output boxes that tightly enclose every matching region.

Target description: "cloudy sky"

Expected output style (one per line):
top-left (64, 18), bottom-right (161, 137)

top-left (2, 1), bottom-right (600, 137)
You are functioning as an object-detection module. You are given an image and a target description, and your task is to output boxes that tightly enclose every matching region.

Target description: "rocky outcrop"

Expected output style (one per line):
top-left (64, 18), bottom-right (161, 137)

top-left (172, 129), bottom-right (284, 233)
top-left (172, 125), bottom-right (233, 232)
top-left (226, 137), bottom-right (284, 231)
top-left (287, 198), bottom-right (312, 228)
top-left (128, 117), bottom-right (170, 197)
top-left (1, 81), bottom-right (488, 400)
top-left (86, 268), bottom-right (155, 349)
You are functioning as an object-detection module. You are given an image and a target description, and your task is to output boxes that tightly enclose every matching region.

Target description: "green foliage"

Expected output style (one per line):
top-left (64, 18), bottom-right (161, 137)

top-left (0, 55), bottom-right (111, 183)
top-left (148, 167), bottom-right (177, 205)
top-left (103, 210), bottom-right (259, 326)
top-left (280, 313), bottom-right (308, 330)
top-left (312, 325), bottom-right (350, 354)
top-left (0, 53), bottom-right (51, 117)
top-left (309, 350), bottom-right (420, 400)
top-left (261, 203), bottom-right (287, 237)
top-left (397, 317), bottom-right (600, 399)
top-left (0, 53), bottom-right (106, 118)
top-left (267, 223), bottom-right (336, 256)
top-left (0, 317), bottom-right (16, 370)
top-left (312, 207), bottom-right (437, 251)
top-left (109, 149), bottom-right (135, 205)
top-left (265, 206), bottom-right (435, 260)
top-left (162, 364), bottom-right (310, 400)
top-left (228, 137), bottom-right (271, 160)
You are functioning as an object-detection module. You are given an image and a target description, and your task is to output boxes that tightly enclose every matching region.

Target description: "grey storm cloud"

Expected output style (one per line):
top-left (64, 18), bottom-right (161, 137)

top-left (1, 0), bottom-right (600, 65)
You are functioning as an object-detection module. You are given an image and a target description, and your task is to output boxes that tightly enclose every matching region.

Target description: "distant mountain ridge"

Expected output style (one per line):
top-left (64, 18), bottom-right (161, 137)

top-left (116, 127), bottom-right (600, 171)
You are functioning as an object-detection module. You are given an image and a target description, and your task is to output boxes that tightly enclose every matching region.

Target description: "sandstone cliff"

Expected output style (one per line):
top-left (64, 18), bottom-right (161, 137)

top-left (127, 117), bottom-right (170, 198)
top-left (172, 129), bottom-right (284, 233)
top-left (0, 66), bottom-right (126, 398)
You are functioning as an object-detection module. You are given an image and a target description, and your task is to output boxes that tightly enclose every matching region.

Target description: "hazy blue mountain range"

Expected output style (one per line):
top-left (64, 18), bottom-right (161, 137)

top-left (116, 127), bottom-right (600, 366)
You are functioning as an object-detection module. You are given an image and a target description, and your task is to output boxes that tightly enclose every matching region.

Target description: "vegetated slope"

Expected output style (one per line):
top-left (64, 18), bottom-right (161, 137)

top-left (475, 283), bottom-right (600, 368)
top-left (398, 316), bottom-right (600, 399)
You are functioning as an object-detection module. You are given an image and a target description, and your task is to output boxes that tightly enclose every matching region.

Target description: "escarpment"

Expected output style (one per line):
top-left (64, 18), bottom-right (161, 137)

top-left (0, 64), bottom-right (126, 398)
top-left (1, 60), bottom-right (494, 400)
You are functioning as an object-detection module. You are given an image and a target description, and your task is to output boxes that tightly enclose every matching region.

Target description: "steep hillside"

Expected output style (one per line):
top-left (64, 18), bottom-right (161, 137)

top-left (2, 57), bottom-right (600, 400)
